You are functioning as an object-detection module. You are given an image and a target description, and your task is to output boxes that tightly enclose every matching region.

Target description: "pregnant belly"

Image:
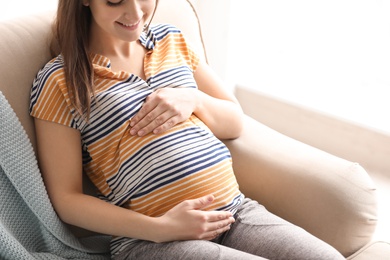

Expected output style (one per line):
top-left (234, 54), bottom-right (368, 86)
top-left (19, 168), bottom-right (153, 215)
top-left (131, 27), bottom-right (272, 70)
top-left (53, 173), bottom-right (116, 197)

top-left (106, 115), bottom-right (242, 216)
top-left (128, 154), bottom-right (240, 217)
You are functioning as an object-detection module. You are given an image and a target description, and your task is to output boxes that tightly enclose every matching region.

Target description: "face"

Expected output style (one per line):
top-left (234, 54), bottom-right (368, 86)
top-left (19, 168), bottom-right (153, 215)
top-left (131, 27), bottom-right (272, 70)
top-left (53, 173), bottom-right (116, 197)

top-left (83, 0), bottom-right (157, 43)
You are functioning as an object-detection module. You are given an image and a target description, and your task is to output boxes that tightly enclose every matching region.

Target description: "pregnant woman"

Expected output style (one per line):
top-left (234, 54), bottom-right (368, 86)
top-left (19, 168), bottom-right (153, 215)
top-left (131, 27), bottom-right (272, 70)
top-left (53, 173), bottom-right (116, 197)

top-left (30, 1), bottom-right (344, 259)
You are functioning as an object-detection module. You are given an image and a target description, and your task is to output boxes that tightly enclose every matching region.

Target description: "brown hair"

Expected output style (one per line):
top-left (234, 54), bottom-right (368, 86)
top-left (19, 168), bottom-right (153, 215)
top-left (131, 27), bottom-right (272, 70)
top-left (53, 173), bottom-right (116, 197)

top-left (52, 0), bottom-right (159, 118)
top-left (52, 0), bottom-right (94, 117)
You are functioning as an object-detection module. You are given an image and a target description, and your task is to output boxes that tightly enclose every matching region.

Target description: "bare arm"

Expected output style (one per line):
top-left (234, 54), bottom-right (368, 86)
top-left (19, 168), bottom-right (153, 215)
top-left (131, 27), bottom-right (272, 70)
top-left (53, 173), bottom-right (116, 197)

top-left (34, 118), bottom-right (234, 242)
top-left (193, 60), bottom-right (244, 139)
top-left (130, 60), bottom-right (244, 139)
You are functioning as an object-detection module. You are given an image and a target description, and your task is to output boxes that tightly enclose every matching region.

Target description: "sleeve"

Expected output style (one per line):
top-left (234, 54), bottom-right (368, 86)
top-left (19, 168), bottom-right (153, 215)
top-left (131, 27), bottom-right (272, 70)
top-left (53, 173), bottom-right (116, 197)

top-left (175, 27), bottom-right (201, 72)
top-left (154, 23), bottom-right (200, 72)
top-left (29, 58), bottom-right (77, 129)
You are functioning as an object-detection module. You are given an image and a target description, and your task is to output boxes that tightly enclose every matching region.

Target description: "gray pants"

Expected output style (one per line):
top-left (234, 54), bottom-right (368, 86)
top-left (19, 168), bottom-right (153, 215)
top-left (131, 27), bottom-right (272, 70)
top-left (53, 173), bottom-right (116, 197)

top-left (114, 198), bottom-right (344, 260)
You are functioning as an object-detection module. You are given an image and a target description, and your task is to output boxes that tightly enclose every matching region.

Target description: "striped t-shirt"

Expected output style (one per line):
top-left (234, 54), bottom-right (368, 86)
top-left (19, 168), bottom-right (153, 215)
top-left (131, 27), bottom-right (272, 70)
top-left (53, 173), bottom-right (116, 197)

top-left (30, 24), bottom-right (243, 255)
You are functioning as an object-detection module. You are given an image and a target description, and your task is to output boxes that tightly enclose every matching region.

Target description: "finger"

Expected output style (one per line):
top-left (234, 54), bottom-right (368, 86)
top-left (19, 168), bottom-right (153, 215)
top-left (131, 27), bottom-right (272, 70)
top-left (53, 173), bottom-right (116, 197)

top-left (152, 115), bottom-right (178, 134)
top-left (142, 109), bottom-right (177, 135)
top-left (214, 216), bottom-right (235, 227)
top-left (206, 212), bottom-right (234, 223)
top-left (194, 194), bottom-right (215, 210)
top-left (130, 109), bottom-right (159, 136)
top-left (131, 109), bottom-right (175, 136)
top-left (182, 194), bottom-right (215, 210)
top-left (130, 96), bottom-right (158, 128)
top-left (203, 223), bottom-right (232, 240)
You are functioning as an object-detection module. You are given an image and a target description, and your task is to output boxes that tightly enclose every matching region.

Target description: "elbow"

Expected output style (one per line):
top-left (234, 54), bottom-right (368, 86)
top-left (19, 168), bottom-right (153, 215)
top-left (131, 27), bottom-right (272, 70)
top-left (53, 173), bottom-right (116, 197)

top-left (219, 111), bottom-right (245, 140)
top-left (232, 125), bottom-right (244, 139)
top-left (50, 197), bottom-right (72, 224)
top-left (231, 108), bottom-right (245, 138)
top-left (227, 119), bottom-right (244, 140)
top-left (49, 192), bottom-right (81, 226)
top-left (230, 103), bottom-right (245, 139)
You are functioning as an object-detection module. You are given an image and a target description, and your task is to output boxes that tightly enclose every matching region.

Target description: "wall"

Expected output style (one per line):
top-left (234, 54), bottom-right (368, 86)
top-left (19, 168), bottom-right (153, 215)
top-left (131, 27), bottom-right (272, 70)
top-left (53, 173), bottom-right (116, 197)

top-left (0, 0), bottom-right (57, 21)
top-left (193, 0), bottom-right (232, 88)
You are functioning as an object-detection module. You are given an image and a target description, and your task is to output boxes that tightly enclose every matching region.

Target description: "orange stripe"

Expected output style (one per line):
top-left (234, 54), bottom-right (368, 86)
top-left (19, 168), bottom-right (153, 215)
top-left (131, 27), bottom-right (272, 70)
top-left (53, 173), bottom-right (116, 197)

top-left (32, 70), bottom-right (75, 127)
top-left (87, 115), bottom-right (200, 181)
top-left (129, 161), bottom-right (239, 216)
top-left (145, 34), bottom-right (199, 77)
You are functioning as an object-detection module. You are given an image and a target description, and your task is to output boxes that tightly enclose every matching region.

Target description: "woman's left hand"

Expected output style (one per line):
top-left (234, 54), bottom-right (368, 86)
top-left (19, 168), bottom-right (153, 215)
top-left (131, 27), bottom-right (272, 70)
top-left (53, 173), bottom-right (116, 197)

top-left (130, 88), bottom-right (199, 136)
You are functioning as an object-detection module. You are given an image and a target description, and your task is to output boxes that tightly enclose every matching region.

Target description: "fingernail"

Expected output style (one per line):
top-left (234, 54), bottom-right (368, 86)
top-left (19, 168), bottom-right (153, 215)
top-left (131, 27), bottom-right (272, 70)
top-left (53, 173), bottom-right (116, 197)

top-left (130, 129), bottom-right (136, 135)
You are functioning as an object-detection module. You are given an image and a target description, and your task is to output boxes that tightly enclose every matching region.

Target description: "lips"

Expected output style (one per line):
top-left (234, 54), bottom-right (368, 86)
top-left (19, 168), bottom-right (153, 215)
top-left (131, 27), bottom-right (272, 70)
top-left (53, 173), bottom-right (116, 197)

top-left (116, 19), bottom-right (141, 29)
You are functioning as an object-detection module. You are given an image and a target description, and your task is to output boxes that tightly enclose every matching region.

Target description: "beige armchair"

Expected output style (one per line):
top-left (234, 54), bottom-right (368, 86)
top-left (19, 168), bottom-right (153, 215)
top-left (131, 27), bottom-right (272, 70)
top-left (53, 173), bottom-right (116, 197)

top-left (0, 0), bottom-right (387, 259)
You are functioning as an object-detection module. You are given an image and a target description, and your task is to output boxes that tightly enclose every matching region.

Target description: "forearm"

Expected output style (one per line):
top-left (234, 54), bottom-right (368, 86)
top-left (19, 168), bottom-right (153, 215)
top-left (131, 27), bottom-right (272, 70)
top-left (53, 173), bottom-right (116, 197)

top-left (54, 192), bottom-right (161, 242)
top-left (194, 90), bottom-right (244, 139)
top-left (54, 192), bottom-right (234, 244)
top-left (192, 60), bottom-right (244, 139)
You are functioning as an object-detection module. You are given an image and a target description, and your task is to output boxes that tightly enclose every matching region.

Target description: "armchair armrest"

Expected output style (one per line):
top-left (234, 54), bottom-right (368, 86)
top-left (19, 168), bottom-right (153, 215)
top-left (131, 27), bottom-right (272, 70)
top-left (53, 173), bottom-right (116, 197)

top-left (223, 115), bottom-right (378, 257)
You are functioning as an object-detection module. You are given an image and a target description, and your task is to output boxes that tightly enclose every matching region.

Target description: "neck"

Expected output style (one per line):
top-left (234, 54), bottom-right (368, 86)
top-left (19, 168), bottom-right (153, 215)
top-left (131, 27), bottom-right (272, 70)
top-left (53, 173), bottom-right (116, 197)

top-left (88, 21), bottom-right (141, 58)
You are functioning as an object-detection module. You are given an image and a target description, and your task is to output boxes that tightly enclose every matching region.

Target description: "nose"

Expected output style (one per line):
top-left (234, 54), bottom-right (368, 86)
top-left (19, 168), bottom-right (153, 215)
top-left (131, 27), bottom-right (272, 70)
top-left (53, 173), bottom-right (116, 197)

top-left (123, 0), bottom-right (143, 21)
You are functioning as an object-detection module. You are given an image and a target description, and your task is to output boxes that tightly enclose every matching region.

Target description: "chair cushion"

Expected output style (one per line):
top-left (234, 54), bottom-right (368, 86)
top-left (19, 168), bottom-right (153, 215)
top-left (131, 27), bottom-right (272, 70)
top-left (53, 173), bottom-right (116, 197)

top-left (347, 241), bottom-right (390, 260)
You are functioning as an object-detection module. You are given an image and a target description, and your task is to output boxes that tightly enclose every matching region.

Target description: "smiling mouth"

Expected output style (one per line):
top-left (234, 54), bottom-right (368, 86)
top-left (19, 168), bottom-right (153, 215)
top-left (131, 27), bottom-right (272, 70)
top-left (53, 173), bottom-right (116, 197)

top-left (116, 20), bottom-right (141, 28)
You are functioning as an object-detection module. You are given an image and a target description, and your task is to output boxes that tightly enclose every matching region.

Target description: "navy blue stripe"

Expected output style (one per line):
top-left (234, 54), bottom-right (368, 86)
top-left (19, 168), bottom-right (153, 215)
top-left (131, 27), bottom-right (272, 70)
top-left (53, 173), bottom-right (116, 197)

top-left (107, 126), bottom-right (206, 188)
top-left (114, 139), bottom-right (227, 202)
top-left (133, 147), bottom-right (231, 198)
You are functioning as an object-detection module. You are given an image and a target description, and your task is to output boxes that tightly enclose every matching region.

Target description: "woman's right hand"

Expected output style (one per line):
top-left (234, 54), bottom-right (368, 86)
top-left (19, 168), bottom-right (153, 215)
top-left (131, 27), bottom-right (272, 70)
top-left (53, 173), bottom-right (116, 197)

top-left (154, 195), bottom-right (235, 243)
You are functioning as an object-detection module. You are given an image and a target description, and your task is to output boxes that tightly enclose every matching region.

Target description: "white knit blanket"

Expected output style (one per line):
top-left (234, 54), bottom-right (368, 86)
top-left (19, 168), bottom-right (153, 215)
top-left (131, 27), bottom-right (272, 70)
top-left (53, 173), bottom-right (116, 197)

top-left (0, 92), bottom-right (110, 260)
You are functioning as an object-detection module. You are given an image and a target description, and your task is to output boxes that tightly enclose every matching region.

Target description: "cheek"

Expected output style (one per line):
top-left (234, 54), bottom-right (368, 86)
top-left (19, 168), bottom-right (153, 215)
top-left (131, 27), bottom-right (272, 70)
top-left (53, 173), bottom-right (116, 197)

top-left (90, 6), bottom-right (119, 24)
top-left (143, 3), bottom-right (157, 18)
top-left (100, 15), bottom-right (122, 32)
top-left (99, 10), bottom-right (119, 23)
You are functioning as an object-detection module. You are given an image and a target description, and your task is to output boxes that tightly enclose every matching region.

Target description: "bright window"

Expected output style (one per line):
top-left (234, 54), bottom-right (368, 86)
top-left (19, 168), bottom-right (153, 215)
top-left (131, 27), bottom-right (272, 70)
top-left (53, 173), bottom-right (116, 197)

top-left (227, 0), bottom-right (390, 134)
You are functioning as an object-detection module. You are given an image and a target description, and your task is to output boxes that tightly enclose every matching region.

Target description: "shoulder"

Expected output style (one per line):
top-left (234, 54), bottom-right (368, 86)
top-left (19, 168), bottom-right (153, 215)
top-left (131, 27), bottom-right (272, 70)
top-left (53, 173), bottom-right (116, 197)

top-left (30, 55), bottom-right (67, 110)
top-left (150, 23), bottom-right (182, 34)
top-left (148, 23), bottom-right (183, 40)
top-left (141, 23), bottom-right (185, 50)
top-left (33, 55), bottom-right (66, 88)
top-left (29, 55), bottom-right (77, 127)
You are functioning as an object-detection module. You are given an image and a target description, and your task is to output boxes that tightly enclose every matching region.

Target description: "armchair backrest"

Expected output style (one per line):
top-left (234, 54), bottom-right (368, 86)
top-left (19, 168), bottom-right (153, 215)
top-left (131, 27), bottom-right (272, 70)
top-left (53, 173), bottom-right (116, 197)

top-left (0, 0), bottom-right (206, 156)
top-left (0, 12), bottom-right (54, 153)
